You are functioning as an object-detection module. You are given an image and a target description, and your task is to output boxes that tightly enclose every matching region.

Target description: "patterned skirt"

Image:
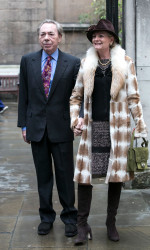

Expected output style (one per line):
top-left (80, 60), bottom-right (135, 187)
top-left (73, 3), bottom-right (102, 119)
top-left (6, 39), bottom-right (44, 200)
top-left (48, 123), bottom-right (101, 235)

top-left (92, 121), bottom-right (111, 178)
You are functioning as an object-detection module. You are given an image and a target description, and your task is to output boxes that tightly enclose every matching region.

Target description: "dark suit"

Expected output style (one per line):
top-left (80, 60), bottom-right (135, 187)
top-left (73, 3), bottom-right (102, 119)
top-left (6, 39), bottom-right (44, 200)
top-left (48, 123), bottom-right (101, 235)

top-left (18, 49), bottom-right (80, 224)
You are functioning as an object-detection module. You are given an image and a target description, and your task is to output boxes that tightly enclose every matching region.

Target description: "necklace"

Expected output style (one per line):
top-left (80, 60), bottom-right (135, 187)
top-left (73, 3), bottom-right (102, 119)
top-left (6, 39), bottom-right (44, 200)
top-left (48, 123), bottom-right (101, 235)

top-left (98, 58), bottom-right (111, 66)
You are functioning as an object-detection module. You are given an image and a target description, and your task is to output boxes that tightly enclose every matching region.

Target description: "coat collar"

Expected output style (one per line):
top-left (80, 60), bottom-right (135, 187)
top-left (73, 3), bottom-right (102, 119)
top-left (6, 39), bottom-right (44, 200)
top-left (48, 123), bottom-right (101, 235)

top-left (31, 50), bottom-right (46, 99)
top-left (48, 50), bottom-right (68, 101)
top-left (82, 45), bottom-right (128, 99)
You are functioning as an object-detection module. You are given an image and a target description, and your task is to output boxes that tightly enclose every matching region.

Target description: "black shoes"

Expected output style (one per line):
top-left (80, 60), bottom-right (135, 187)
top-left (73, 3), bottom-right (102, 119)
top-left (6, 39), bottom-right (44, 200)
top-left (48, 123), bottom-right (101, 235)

top-left (65, 224), bottom-right (77, 237)
top-left (38, 222), bottom-right (77, 237)
top-left (38, 222), bottom-right (53, 235)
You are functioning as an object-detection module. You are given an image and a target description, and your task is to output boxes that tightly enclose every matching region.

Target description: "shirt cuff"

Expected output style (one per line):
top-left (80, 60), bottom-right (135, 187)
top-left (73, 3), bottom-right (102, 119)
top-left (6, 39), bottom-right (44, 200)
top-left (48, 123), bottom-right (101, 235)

top-left (22, 127), bottom-right (26, 131)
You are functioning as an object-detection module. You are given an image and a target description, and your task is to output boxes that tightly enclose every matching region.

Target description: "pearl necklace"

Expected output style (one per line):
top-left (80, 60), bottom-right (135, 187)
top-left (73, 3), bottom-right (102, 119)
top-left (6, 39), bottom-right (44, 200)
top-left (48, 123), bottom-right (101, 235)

top-left (98, 58), bottom-right (111, 66)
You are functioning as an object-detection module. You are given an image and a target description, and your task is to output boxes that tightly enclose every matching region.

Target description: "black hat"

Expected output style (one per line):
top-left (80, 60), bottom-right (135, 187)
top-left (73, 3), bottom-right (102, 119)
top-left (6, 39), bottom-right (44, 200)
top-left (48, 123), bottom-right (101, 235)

top-left (86, 19), bottom-right (119, 44)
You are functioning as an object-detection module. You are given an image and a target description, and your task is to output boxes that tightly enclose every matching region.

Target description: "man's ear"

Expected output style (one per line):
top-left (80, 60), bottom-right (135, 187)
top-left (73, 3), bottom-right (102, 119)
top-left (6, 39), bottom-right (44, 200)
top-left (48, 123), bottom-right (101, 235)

top-left (58, 34), bottom-right (62, 44)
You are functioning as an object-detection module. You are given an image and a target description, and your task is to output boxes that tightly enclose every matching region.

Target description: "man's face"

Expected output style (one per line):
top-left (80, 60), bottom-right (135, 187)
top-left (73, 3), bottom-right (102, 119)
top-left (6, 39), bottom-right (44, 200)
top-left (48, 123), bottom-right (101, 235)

top-left (39, 23), bottom-right (62, 55)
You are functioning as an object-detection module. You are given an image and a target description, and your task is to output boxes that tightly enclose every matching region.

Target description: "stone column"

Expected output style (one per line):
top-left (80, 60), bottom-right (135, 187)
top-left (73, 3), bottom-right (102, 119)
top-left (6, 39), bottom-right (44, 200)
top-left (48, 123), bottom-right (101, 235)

top-left (124, 0), bottom-right (136, 62)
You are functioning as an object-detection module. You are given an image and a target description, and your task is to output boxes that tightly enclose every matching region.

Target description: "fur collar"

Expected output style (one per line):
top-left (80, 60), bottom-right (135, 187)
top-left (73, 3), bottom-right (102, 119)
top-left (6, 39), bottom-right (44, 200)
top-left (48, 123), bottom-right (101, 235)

top-left (82, 45), bottom-right (128, 99)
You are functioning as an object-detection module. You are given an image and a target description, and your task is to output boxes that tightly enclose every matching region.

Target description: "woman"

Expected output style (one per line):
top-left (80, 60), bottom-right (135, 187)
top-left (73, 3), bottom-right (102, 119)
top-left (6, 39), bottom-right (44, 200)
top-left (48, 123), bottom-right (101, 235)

top-left (70, 19), bottom-right (147, 244)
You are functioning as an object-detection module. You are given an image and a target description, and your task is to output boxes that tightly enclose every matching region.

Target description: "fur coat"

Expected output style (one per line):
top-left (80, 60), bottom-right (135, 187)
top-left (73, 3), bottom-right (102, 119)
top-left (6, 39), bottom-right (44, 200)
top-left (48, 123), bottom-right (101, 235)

top-left (70, 44), bottom-right (147, 184)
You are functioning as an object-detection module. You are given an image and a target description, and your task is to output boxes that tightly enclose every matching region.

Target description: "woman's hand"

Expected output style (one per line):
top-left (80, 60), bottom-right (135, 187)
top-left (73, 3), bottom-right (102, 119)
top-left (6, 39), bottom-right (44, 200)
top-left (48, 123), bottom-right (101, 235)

top-left (74, 118), bottom-right (84, 136)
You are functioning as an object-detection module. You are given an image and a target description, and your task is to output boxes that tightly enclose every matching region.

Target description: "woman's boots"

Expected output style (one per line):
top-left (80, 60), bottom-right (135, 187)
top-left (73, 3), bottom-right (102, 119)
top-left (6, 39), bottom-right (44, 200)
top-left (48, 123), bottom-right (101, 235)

top-left (106, 182), bottom-right (122, 242)
top-left (74, 185), bottom-right (93, 245)
top-left (75, 182), bottom-right (122, 244)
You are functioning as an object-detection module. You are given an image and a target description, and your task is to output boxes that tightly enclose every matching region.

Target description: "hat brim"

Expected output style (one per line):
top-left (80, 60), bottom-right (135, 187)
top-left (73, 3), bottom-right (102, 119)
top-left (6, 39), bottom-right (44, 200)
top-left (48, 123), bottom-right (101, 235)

top-left (86, 29), bottom-right (119, 44)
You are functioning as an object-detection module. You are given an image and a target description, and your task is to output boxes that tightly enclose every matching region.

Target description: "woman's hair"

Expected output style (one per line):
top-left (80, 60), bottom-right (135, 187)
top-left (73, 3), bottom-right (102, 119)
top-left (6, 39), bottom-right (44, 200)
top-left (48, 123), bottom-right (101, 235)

top-left (107, 33), bottom-right (116, 48)
top-left (37, 19), bottom-right (63, 36)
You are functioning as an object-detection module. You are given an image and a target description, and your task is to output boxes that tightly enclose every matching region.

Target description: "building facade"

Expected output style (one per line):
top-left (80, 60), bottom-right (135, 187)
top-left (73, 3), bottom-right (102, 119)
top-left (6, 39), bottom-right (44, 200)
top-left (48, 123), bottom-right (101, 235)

top-left (0, 0), bottom-right (150, 162)
top-left (0, 0), bottom-right (94, 65)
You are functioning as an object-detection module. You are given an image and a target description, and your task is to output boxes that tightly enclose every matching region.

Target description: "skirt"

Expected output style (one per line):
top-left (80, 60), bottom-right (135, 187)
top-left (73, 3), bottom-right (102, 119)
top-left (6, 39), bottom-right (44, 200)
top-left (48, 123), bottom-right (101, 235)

top-left (91, 121), bottom-right (111, 177)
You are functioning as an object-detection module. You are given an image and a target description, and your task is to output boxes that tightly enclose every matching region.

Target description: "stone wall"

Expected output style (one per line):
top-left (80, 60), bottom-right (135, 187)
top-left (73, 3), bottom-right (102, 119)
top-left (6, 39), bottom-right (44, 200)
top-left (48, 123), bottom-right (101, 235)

top-left (136, 0), bottom-right (150, 160)
top-left (125, 0), bottom-right (150, 167)
top-left (0, 0), bottom-right (93, 65)
top-left (54, 0), bottom-right (92, 23)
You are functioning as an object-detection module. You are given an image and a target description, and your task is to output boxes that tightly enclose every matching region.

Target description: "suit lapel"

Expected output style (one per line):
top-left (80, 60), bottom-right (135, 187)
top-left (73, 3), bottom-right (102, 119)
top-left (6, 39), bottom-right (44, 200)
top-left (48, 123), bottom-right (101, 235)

top-left (48, 50), bottom-right (68, 100)
top-left (31, 50), bottom-right (47, 101)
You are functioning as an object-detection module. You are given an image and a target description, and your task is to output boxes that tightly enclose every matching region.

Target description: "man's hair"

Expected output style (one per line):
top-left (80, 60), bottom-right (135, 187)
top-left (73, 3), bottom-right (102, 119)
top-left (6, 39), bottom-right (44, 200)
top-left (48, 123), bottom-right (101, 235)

top-left (37, 19), bottom-right (63, 36)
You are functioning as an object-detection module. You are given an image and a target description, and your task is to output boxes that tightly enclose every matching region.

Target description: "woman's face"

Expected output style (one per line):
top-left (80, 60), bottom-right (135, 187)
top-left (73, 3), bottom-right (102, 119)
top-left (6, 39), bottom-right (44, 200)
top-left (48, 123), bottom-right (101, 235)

top-left (92, 31), bottom-right (114, 52)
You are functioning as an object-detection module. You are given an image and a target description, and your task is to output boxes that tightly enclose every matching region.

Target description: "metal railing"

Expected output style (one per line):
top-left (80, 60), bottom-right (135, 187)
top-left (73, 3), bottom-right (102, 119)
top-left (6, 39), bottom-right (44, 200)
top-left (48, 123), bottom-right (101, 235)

top-left (0, 75), bottom-right (19, 94)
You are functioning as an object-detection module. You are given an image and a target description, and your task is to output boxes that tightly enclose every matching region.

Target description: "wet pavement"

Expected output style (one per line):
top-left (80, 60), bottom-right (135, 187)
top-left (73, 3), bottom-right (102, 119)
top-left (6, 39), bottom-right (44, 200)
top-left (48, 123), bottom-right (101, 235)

top-left (0, 102), bottom-right (150, 250)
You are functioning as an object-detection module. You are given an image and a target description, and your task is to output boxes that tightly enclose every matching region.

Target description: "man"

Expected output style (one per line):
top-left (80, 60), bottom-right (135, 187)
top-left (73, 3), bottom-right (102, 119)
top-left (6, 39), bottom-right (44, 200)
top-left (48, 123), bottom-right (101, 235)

top-left (18, 19), bottom-right (80, 237)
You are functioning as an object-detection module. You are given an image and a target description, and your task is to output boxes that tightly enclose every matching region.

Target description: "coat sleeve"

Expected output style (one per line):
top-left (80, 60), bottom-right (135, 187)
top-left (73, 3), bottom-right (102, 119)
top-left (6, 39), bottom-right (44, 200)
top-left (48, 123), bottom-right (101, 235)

top-left (126, 58), bottom-right (147, 137)
top-left (70, 60), bottom-right (84, 129)
top-left (17, 56), bottom-right (28, 128)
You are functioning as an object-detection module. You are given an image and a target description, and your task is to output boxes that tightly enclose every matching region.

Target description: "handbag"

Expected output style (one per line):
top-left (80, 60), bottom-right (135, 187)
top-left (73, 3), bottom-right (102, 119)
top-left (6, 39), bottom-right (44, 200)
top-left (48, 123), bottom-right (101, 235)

top-left (127, 130), bottom-right (149, 172)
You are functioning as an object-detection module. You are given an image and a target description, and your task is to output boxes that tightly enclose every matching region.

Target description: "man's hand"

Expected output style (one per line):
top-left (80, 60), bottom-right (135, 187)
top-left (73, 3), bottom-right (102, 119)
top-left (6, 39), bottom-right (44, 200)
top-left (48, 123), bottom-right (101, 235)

top-left (22, 130), bottom-right (31, 144)
top-left (74, 118), bottom-right (84, 136)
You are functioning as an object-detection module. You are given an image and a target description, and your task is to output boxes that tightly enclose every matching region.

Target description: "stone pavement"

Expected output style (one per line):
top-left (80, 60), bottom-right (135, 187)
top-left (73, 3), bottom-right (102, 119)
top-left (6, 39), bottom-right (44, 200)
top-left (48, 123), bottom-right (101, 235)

top-left (0, 102), bottom-right (150, 250)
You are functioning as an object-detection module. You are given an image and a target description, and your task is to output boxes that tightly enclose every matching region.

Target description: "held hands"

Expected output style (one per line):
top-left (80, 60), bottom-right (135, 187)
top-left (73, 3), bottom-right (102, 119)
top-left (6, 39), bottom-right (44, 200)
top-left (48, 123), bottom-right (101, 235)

top-left (22, 130), bottom-right (31, 144)
top-left (74, 118), bottom-right (84, 136)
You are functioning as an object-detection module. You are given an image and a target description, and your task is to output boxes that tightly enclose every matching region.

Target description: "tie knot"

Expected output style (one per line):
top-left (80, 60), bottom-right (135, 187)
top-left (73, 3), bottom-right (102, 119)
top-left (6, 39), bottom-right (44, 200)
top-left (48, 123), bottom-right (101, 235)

top-left (47, 56), bottom-right (52, 62)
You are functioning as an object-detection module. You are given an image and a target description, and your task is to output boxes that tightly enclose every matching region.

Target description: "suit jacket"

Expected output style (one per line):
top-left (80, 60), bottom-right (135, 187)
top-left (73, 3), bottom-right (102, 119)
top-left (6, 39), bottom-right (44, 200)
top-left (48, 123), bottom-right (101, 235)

top-left (17, 49), bottom-right (80, 142)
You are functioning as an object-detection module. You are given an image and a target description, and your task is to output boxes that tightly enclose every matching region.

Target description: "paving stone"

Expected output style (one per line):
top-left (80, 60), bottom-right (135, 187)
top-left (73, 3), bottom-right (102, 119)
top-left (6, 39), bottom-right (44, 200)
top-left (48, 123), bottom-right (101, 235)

top-left (0, 216), bottom-right (16, 233)
top-left (88, 226), bottom-right (150, 250)
top-left (1, 103), bottom-right (150, 250)
top-left (11, 217), bottom-right (76, 248)
top-left (11, 247), bottom-right (86, 250)
top-left (0, 234), bottom-right (11, 250)
top-left (0, 194), bottom-right (24, 216)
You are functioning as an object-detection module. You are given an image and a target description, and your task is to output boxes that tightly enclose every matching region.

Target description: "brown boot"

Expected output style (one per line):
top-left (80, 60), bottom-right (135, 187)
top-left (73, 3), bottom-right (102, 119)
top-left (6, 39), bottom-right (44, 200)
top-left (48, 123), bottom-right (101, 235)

top-left (74, 185), bottom-right (93, 245)
top-left (106, 182), bottom-right (122, 242)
